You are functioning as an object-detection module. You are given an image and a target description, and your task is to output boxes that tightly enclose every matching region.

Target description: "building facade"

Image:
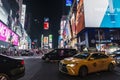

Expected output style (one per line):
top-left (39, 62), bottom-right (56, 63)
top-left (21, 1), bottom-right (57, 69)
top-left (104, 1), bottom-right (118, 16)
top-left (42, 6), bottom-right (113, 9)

top-left (0, 0), bottom-right (31, 49)
top-left (59, 0), bottom-right (120, 51)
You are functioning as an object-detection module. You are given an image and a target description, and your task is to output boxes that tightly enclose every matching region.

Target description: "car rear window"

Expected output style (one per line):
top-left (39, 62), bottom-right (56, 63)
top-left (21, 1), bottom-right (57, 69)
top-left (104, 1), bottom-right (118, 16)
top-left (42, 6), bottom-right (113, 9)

top-left (73, 53), bottom-right (90, 59)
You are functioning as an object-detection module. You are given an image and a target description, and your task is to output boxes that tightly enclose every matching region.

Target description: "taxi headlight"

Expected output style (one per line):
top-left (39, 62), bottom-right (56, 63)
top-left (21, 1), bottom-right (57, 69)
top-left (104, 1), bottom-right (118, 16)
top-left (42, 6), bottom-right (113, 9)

top-left (67, 63), bottom-right (77, 67)
top-left (112, 60), bottom-right (116, 64)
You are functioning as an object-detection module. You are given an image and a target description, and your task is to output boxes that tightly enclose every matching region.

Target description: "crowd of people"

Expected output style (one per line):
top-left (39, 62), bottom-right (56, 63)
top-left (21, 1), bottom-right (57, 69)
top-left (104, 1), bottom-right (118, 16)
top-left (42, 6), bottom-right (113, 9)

top-left (0, 47), bottom-right (50, 56)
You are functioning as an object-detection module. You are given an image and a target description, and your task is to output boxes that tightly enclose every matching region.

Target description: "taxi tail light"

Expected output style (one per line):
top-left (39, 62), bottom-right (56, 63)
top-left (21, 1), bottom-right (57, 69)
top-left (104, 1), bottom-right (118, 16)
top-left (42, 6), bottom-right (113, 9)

top-left (21, 60), bottom-right (25, 65)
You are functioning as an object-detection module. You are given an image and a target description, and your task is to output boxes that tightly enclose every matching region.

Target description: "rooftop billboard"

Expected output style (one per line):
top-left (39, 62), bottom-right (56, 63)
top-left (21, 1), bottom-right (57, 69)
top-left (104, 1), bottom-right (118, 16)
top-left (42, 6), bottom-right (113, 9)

top-left (66, 0), bottom-right (73, 6)
top-left (84, 0), bottom-right (120, 28)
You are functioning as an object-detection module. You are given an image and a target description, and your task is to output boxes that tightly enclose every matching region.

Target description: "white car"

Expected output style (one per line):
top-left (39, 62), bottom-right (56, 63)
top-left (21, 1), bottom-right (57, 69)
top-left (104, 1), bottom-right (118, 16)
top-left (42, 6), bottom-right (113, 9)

top-left (111, 50), bottom-right (120, 64)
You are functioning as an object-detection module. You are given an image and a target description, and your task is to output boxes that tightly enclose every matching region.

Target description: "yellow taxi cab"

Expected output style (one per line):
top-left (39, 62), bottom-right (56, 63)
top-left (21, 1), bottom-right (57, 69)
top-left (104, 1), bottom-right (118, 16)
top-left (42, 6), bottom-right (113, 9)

top-left (59, 52), bottom-right (116, 77)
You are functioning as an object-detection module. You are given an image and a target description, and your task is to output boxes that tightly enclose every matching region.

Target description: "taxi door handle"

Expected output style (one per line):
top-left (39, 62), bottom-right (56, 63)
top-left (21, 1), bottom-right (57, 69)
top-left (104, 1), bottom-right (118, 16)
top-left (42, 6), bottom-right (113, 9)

top-left (101, 61), bottom-right (105, 63)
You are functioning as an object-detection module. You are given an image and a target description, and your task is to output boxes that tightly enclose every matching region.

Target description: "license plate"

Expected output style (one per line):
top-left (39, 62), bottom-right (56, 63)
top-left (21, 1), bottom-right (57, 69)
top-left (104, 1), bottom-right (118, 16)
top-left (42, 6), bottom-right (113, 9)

top-left (20, 67), bottom-right (25, 71)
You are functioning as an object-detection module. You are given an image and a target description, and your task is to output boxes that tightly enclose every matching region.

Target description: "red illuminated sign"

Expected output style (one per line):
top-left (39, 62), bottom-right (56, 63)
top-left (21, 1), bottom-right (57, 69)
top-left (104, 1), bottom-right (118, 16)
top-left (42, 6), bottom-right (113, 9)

top-left (44, 22), bottom-right (49, 30)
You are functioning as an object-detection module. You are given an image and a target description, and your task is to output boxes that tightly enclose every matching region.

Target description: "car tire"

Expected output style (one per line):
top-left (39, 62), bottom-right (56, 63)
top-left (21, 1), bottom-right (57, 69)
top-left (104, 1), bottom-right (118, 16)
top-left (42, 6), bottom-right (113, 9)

top-left (108, 63), bottom-right (114, 71)
top-left (0, 73), bottom-right (9, 80)
top-left (79, 66), bottom-right (88, 77)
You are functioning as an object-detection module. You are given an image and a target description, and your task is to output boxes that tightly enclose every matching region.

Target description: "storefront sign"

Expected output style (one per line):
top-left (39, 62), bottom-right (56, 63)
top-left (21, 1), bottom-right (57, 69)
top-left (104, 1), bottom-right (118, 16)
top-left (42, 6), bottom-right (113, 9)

top-left (96, 40), bottom-right (111, 43)
top-left (91, 39), bottom-right (111, 43)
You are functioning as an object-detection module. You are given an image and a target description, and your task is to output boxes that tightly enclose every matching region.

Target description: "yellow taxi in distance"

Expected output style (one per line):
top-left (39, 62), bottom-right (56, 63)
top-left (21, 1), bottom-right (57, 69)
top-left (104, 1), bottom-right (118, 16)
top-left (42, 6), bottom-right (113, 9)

top-left (59, 52), bottom-right (116, 77)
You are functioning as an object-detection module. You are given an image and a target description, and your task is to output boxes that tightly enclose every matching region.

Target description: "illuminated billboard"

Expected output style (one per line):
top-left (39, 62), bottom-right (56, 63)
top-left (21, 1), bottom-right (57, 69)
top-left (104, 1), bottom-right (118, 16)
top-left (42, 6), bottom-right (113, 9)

top-left (44, 22), bottom-right (49, 30)
top-left (66, 0), bottom-right (72, 6)
top-left (49, 34), bottom-right (52, 42)
top-left (21, 4), bottom-right (26, 28)
top-left (0, 21), bottom-right (19, 45)
top-left (70, 13), bottom-right (76, 36)
top-left (84, 0), bottom-right (120, 28)
top-left (44, 37), bottom-right (48, 45)
top-left (76, 0), bottom-right (85, 34)
top-left (60, 20), bottom-right (66, 34)
top-left (0, 7), bottom-right (8, 25)
top-left (44, 18), bottom-right (49, 30)
top-left (49, 43), bottom-right (52, 48)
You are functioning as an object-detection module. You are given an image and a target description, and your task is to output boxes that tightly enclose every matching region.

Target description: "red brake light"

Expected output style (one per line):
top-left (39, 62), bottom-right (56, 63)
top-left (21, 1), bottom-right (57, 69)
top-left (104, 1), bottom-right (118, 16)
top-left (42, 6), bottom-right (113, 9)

top-left (21, 60), bottom-right (24, 65)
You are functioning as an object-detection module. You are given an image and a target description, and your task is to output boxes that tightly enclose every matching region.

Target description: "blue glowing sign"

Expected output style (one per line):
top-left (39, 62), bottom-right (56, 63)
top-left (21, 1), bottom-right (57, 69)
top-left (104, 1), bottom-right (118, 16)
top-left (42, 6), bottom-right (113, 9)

top-left (66, 0), bottom-right (72, 6)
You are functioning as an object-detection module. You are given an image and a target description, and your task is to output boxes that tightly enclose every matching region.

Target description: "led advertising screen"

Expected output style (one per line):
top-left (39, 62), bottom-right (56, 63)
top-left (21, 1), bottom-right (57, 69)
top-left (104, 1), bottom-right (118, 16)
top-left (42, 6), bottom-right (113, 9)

top-left (49, 34), bottom-right (52, 42)
top-left (84, 0), bottom-right (120, 28)
top-left (44, 18), bottom-right (49, 30)
top-left (66, 0), bottom-right (72, 6)
top-left (70, 13), bottom-right (76, 36)
top-left (60, 20), bottom-right (66, 34)
top-left (44, 37), bottom-right (48, 45)
top-left (76, 0), bottom-right (84, 34)
top-left (44, 22), bottom-right (49, 30)
top-left (0, 21), bottom-right (19, 45)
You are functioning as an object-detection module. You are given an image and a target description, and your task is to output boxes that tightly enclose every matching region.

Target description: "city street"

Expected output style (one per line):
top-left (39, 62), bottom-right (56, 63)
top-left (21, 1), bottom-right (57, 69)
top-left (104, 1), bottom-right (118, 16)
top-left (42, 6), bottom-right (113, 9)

top-left (1, 1), bottom-right (120, 80)
top-left (18, 57), bottom-right (120, 80)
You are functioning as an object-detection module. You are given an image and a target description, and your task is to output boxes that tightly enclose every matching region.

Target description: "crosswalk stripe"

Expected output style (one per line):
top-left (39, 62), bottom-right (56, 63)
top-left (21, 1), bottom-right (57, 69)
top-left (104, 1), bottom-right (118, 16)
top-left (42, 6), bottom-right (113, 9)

top-left (11, 56), bottom-right (41, 59)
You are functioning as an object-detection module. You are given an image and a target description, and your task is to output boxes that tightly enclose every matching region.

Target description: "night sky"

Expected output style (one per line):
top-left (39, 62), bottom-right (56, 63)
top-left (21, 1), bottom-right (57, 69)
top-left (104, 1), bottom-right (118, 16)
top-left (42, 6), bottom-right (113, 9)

top-left (23, 0), bottom-right (69, 48)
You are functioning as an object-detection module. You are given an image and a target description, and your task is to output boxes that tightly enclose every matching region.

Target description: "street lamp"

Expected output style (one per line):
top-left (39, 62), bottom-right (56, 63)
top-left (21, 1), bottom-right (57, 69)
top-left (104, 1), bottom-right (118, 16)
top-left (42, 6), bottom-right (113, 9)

top-left (97, 29), bottom-right (101, 51)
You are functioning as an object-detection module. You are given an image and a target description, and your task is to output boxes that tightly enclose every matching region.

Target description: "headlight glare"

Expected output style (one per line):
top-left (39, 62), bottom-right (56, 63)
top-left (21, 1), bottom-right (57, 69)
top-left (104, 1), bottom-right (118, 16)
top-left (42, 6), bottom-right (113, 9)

top-left (67, 63), bottom-right (77, 67)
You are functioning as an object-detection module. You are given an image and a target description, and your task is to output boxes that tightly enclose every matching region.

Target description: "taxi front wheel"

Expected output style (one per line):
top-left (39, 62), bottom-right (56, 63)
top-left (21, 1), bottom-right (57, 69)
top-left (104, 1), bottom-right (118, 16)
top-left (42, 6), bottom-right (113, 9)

top-left (108, 63), bottom-right (114, 71)
top-left (79, 66), bottom-right (88, 77)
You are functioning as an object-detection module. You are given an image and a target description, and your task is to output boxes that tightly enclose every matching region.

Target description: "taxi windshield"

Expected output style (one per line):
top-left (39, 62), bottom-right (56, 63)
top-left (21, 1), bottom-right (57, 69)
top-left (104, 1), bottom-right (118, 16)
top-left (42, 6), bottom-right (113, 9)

top-left (73, 53), bottom-right (90, 59)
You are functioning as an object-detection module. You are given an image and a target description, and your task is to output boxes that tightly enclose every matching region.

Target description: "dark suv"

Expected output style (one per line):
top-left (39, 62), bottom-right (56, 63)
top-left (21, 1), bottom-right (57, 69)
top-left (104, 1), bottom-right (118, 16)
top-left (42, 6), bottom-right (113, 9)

top-left (42, 48), bottom-right (77, 61)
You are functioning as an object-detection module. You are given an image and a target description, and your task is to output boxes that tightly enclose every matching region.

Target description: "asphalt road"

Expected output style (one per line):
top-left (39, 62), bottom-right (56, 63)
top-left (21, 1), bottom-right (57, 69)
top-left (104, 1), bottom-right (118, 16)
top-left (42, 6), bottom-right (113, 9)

top-left (18, 57), bottom-right (120, 80)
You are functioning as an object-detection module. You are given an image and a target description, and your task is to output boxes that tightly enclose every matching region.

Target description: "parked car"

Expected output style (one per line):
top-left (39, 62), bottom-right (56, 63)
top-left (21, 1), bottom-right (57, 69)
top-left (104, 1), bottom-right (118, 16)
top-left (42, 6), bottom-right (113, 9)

top-left (42, 48), bottom-right (77, 61)
top-left (59, 52), bottom-right (116, 77)
top-left (0, 54), bottom-right (25, 80)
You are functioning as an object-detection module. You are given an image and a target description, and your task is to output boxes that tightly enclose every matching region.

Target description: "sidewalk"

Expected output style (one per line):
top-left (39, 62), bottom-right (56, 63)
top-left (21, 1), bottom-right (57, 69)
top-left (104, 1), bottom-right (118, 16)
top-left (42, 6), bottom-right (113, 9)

top-left (10, 55), bottom-right (41, 59)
